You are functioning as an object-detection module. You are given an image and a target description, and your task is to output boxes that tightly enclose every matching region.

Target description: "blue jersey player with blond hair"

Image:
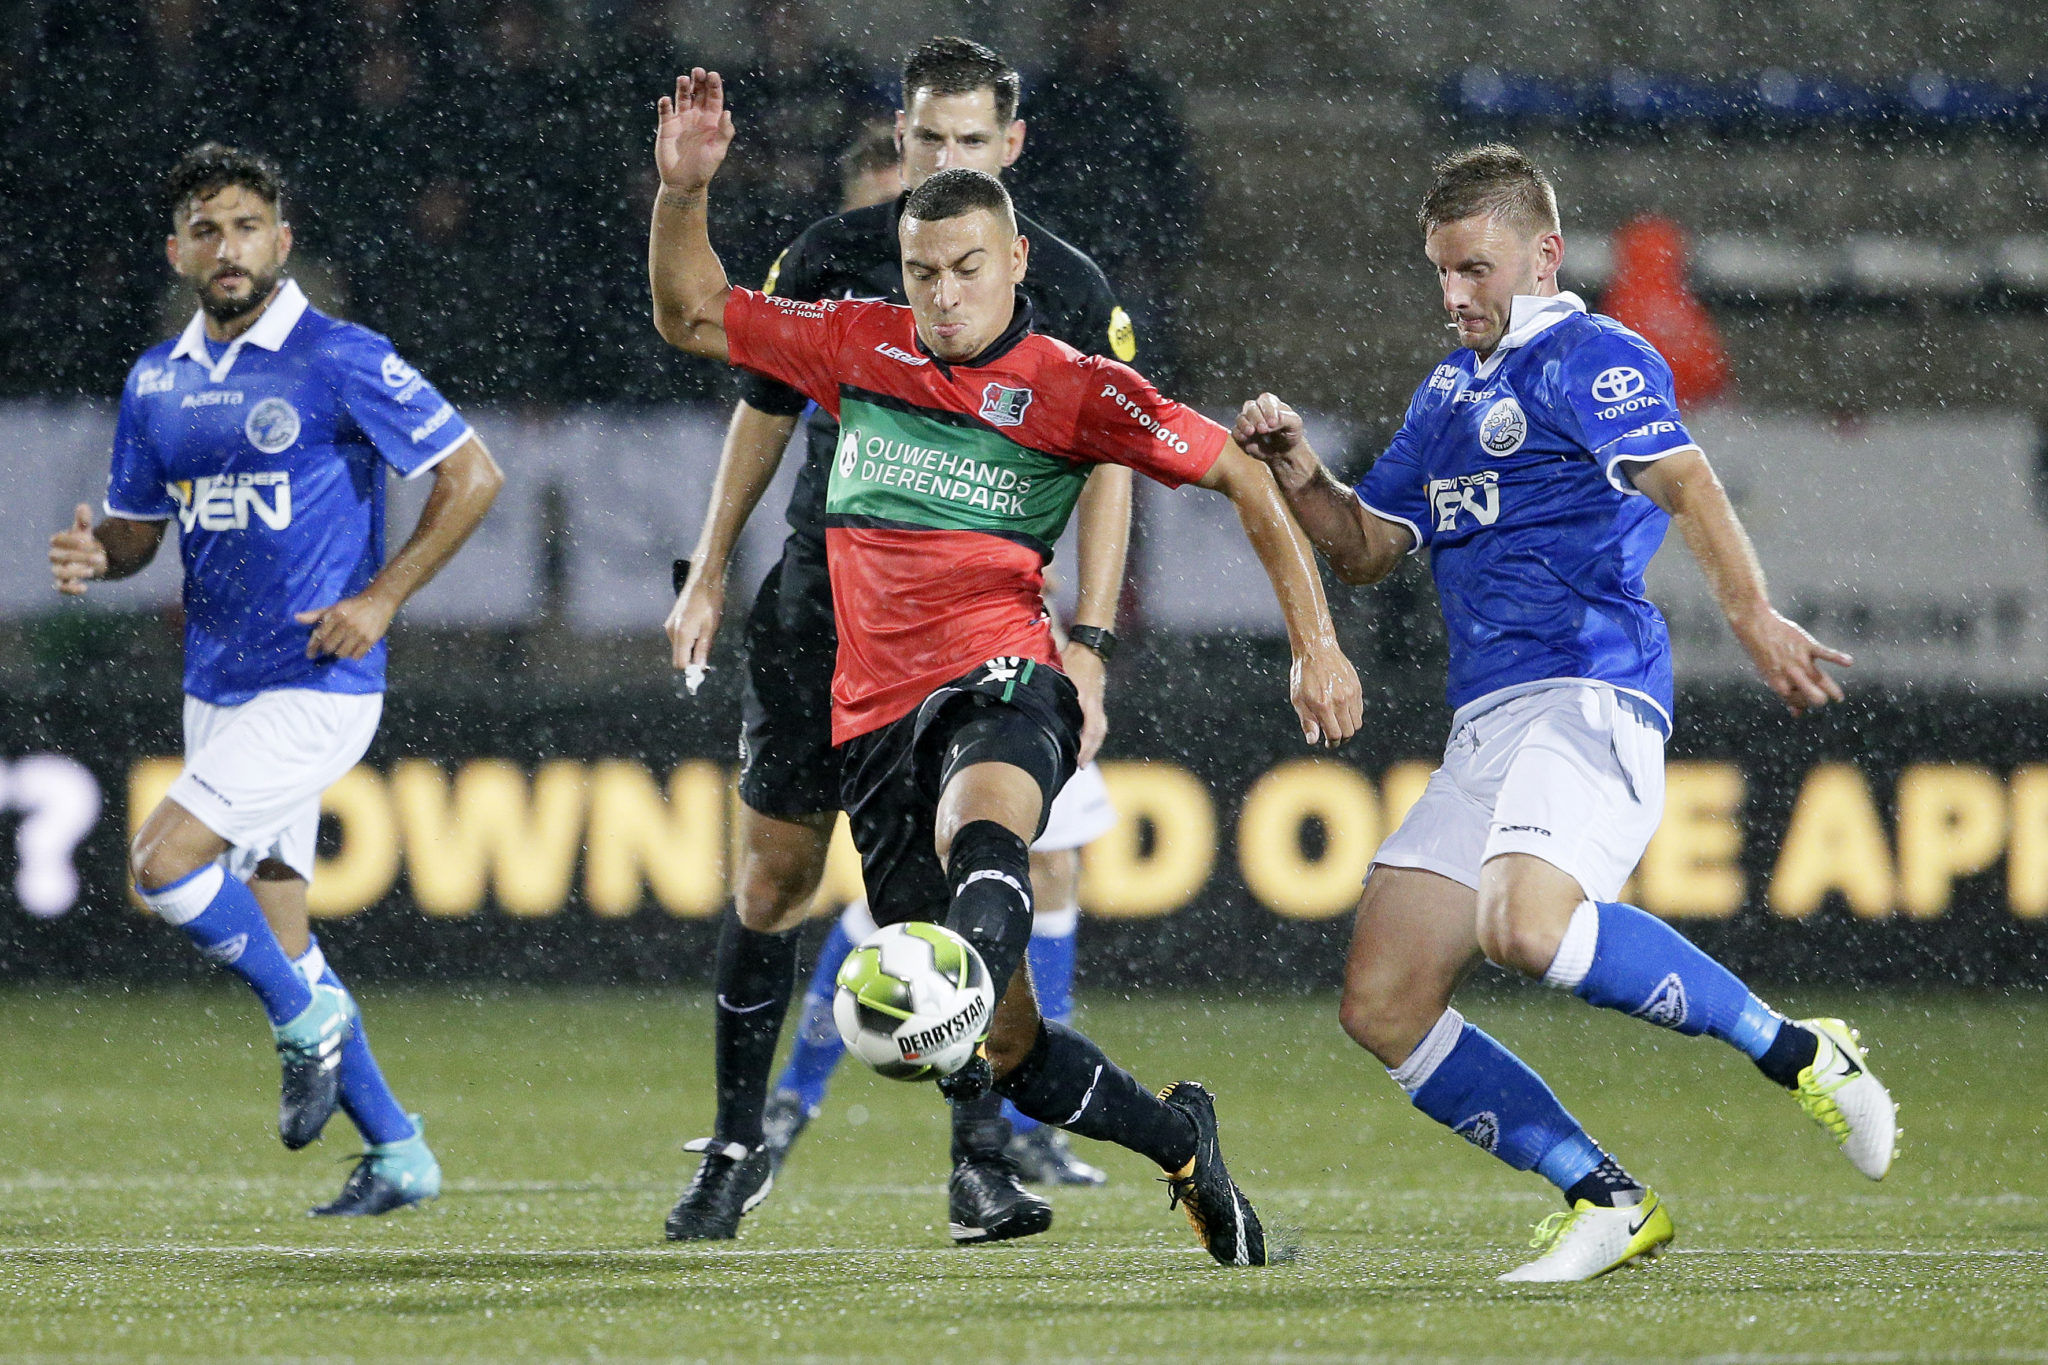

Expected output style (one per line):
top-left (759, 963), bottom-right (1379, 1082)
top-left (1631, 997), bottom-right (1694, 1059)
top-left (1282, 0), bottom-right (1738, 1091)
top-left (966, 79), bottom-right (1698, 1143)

top-left (1237, 144), bottom-right (1897, 1281)
top-left (46, 144), bottom-right (503, 1216)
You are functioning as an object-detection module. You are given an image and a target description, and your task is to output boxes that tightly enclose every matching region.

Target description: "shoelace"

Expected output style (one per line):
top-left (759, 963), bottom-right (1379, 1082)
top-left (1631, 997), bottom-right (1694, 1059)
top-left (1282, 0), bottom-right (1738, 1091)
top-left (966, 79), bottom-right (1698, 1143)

top-left (1160, 1171), bottom-right (1212, 1239)
top-left (1526, 1208), bottom-right (1580, 1252)
top-left (330, 1150), bottom-right (378, 1191)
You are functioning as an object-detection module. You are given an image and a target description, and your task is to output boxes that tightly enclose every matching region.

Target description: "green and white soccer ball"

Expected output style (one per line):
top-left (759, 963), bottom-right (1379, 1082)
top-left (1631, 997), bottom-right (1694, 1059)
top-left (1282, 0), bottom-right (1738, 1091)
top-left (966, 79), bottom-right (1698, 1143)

top-left (833, 922), bottom-right (995, 1081)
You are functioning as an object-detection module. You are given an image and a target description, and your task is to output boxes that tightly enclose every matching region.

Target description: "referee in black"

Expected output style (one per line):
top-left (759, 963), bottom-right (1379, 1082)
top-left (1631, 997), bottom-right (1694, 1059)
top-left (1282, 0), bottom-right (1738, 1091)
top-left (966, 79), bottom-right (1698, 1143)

top-left (662, 36), bottom-right (1139, 1243)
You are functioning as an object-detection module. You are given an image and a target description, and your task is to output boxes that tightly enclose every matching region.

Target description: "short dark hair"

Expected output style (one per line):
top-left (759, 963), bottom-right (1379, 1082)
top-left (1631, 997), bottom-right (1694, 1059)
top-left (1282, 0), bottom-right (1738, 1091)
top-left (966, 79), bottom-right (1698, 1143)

top-left (1418, 144), bottom-right (1559, 237)
top-left (902, 167), bottom-right (1015, 233)
top-left (901, 36), bottom-right (1020, 125)
top-left (840, 121), bottom-right (900, 182)
top-left (164, 142), bottom-right (285, 223)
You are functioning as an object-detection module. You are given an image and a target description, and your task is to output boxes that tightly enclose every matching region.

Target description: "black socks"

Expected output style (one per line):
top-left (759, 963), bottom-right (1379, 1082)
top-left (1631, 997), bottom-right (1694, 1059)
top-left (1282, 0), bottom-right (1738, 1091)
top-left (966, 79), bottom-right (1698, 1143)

top-left (1566, 1155), bottom-right (1646, 1208)
top-left (943, 819), bottom-right (1035, 998)
top-left (943, 822), bottom-right (1194, 1171)
top-left (997, 1020), bottom-right (1197, 1172)
top-left (710, 914), bottom-right (801, 1148)
top-left (1754, 1020), bottom-right (1821, 1090)
top-left (949, 1091), bottom-right (1014, 1165)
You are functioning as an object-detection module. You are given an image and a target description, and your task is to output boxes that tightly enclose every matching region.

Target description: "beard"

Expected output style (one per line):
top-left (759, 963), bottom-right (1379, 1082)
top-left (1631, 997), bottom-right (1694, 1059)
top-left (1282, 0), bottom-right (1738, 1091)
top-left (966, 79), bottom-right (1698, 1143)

top-left (197, 265), bottom-right (282, 324)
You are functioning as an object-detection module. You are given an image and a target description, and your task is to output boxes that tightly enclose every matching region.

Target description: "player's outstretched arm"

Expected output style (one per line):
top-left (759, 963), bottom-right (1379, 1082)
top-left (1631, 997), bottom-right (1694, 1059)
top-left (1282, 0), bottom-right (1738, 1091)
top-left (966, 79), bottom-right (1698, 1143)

top-left (1065, 464), bottom-right (1132, 765)
top-left (666, 401), bottom-right (802, 672)
top-left (1197, 442), bottom-right (1363, 747)
top-left (1232, 393), bottom-right (1411, 585)
top-left (295, 435), bottom-right (503, 661)
top-left (1630, 448), bottom-right (1850, 717)
top-left (48, 505), bottom-right (165, 595)
top-left (649, 69), bottom-right (738, 361)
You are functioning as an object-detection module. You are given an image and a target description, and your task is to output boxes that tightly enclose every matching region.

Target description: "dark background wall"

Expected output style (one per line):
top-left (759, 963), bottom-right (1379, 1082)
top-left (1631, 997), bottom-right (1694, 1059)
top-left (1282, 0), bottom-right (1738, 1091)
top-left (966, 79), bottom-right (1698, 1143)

top-left (8, 641), bottom-right (2046, 989)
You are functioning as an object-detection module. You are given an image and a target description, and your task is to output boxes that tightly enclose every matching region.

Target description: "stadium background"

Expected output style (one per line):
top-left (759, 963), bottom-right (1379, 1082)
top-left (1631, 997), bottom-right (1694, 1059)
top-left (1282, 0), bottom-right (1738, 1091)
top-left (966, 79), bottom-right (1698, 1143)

top-left (3, 0), bottom-right (2047, 989)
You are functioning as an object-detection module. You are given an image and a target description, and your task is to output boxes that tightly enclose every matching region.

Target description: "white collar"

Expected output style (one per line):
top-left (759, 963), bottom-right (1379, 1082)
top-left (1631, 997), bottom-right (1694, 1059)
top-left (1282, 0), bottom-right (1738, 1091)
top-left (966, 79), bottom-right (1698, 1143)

top-left (1472, 290), bottom-right (1586, 379)
top-left (168, 278), bottom-right (310, 382)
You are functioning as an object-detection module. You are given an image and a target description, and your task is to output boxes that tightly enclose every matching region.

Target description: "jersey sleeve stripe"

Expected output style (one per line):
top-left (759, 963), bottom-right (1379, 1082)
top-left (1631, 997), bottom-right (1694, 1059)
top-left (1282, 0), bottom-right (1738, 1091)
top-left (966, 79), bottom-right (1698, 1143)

top-left (102, 500), bottom-right (172, 521)
top-left (402, 426), bottom-right (476, 480)
top-left (1601, 442), bottom-right (1701, 495)
top-left (1354, 489), bottom-right (1424, 554)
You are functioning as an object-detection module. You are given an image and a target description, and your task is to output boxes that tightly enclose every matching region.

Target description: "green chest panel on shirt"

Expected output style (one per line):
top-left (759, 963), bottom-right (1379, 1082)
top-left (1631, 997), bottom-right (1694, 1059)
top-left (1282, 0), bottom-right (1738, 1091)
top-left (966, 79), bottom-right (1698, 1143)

top-left (826, 393), bottom-right (1089, 551)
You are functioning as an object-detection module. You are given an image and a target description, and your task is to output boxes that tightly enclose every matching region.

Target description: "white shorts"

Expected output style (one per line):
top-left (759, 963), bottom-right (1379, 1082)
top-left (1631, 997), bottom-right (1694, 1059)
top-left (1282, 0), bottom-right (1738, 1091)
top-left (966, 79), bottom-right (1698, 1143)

top-left (168, 689), bottom-right (384, 882)
top-left (1034, 762), bottom-right (1116, 853)
top-left (1371, 683), bottom-right (1665, 901)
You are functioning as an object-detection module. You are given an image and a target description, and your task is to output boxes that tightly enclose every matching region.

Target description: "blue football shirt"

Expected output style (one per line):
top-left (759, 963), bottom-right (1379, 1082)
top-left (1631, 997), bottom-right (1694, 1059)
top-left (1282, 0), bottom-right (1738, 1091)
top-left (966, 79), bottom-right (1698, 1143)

top-left (1355, 292), bottom-right (1696, 731)
top-left (104, 280), bottom-right (473, 705)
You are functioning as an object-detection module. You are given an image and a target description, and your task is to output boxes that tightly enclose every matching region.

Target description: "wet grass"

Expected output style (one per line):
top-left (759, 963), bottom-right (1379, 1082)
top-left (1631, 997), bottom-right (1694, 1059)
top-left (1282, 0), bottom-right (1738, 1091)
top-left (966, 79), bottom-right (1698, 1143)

top-left (2, 983), bottom-right (2044, 1363)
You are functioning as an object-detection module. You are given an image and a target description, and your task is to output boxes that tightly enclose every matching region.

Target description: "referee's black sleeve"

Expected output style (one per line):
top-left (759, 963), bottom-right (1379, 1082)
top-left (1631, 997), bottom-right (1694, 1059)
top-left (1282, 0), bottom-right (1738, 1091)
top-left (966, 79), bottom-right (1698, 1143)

top-left (1077, 258), bottom-right (1136, 367)
top-left (1047, 234), bottom-right (1136, 366)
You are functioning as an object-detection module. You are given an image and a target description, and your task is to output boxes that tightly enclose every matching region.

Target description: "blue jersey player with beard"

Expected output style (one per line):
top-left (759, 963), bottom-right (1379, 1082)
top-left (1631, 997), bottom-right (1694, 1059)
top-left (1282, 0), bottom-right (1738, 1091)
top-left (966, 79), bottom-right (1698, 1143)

top-left (1238, 145), bottom-right (1898, 1281)
top-left (47, 144), bottom-right (503, 1216)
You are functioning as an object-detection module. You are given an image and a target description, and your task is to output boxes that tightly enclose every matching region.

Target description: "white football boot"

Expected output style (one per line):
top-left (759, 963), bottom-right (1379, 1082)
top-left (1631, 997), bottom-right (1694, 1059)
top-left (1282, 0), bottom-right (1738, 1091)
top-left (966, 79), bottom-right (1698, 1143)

top-left (1498, 1190), bottom-right (1674, 1283)
top-left (1790, 1017), bottom-right (1897, 1179)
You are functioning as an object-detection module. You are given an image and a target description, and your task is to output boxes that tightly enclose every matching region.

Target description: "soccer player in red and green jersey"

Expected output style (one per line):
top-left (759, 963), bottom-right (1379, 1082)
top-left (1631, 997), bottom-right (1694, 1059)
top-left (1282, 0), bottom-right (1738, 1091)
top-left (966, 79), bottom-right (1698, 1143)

top-left (649, 70), bottom-right (1362, 1265)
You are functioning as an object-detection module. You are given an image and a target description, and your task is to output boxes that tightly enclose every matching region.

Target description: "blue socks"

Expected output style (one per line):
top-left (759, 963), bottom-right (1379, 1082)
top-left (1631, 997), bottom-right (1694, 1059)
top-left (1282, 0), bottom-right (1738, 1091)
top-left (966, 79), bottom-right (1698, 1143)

top-left (776, 905), bottom-right (865, 1114)
top-left (138, 864), bottom-right (313, 1026)
top-left (296, 939), bottom-right (416, 1145)
top-left (1393, 1008), bottom-right (1610, 1193)
top-left (1005, 906), bottom-right (1079, 1136)
top-left (1025, 907), bottom-right (1078, 1022)
top-left (138, 865), bottom-right (415, 1147)
top-left (1388, 901), bottom-right (1788, 1201)
top-left (1545, 900), bottom-right (1785, 1059)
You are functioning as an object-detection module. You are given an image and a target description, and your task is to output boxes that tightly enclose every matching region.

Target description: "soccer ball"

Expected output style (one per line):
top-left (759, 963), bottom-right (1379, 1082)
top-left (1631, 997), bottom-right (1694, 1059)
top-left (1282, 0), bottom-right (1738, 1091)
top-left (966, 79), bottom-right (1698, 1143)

top-left (833, 922), bottom-right (995, 1081)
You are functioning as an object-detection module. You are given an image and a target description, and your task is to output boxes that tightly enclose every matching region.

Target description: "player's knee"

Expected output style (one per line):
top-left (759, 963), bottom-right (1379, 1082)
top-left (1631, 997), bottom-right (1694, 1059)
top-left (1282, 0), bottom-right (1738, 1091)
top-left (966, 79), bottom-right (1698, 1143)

top-left (1338, 982), bottom-right (1426, 1067)
top-left (1474, 891), bottom-right (1556, 979)
top-left (129, 835), bottom-right (195, 893)
top-left (734, 854), bottom-right (823, 933)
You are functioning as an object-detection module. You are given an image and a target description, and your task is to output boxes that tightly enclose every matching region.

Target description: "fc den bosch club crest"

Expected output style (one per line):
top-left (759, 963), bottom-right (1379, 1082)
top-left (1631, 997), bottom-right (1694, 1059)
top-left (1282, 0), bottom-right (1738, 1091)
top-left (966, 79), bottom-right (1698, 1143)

top-left (244, 397), bottom-right (301, 454)
top-left (1477, 396), bottom-right (1527, 456)
top-left (978, 383), bottom-right (1033, 428)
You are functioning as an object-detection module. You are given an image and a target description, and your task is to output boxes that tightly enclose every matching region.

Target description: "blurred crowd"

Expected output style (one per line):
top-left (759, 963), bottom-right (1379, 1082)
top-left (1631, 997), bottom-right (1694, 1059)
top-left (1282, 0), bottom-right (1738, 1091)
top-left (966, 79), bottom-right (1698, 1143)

top-left (0, 0), bottom-right (1200, 404)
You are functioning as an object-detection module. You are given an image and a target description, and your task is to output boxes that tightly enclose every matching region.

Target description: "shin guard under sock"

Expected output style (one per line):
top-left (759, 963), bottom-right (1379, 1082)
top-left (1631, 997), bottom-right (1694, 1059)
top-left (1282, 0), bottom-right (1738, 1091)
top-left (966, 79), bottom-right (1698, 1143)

top-left (711, 913), bottom-right (801, 1148)
top-left (1392, 1008), bottom-right (1612, 1196)
top-left (1548, 900), bottom-right (1785, 1059)
top-left (996, 1020), bottom-right (1196, 1171)
top-left (139, 864), bottom-right (312, 1026)
top-left (942, 820), bottom-right (1034, 998)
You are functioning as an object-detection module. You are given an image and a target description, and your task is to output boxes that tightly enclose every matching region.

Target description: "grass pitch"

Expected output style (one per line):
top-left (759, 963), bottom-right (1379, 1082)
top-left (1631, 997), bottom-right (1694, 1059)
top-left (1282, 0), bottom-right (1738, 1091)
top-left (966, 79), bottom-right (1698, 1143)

top-left (3, 982), bottom-right (2045, 1364)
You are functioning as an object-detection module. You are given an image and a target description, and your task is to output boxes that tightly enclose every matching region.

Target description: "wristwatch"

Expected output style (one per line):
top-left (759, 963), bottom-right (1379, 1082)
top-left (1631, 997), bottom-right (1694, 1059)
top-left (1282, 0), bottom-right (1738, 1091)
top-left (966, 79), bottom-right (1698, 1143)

top-left (1066, 625), bottom-right (1118, 662)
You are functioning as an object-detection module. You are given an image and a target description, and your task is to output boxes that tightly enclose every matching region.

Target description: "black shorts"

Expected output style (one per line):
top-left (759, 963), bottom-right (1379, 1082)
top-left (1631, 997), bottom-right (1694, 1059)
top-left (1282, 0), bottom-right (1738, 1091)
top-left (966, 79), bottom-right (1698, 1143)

top-left (837, 657), bottom-right (1082, 928)
top-left (737, 539), bottom-right (840, 819)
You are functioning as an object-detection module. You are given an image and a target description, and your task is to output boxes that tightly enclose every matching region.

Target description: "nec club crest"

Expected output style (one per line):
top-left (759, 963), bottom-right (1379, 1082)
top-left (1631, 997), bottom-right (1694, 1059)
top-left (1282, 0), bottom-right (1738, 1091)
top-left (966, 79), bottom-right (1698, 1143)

top-left (978, 383), bottom-right (1033, 428)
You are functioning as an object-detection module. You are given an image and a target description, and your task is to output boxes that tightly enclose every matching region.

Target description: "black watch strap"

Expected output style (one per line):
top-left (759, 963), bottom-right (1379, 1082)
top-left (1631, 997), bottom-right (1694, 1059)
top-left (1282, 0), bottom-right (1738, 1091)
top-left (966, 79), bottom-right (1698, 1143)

top-left (1066, 625), bottom-right (1118, 662)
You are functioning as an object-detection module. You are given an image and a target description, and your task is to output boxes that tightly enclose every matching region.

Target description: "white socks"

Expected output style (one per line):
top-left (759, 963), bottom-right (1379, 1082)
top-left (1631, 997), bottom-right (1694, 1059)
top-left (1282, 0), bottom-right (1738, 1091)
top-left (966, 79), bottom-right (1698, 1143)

top-left (1542, 900), bottom-right (1600, 990)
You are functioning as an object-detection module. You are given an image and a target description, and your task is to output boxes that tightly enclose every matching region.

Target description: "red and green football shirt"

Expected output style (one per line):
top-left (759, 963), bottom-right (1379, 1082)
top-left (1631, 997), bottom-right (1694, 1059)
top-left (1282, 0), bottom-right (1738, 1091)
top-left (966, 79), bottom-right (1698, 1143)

top-left (725, 287), bottom-right (1225, 742)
